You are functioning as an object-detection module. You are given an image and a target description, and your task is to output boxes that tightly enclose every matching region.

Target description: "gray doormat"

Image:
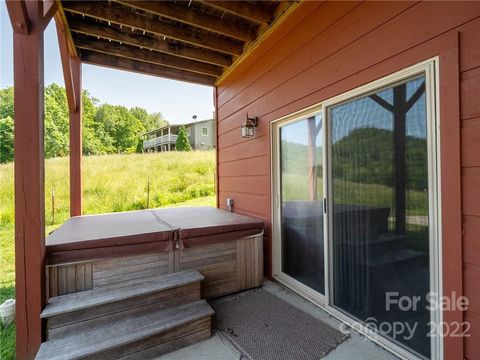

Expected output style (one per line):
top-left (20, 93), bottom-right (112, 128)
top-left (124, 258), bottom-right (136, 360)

top-left (210, 289), bottom-right (348, 360)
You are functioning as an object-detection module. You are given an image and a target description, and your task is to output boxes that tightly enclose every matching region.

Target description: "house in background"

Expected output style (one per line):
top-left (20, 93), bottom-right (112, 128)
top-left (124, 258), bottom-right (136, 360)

top-left (186, 118), bottom-right (215, 151)
top-left (143, 124), bottom-right (180, 152)
top-left (143, 118), bottom-right (215, 152)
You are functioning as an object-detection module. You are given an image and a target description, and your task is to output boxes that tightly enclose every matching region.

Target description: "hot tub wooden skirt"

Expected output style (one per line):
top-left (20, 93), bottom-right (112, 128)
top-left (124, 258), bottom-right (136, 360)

top-left (46, 232), bottom-right (264, 300)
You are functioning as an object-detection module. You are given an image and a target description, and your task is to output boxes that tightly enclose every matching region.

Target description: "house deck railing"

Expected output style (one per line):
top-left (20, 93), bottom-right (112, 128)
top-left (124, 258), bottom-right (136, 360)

top-left (143, 134), bottom-right (178, 149)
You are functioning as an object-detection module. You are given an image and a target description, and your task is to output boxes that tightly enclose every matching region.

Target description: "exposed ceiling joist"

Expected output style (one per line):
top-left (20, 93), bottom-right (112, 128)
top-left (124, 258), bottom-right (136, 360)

top-left (59, 0), bottom-right (296, 86)
top-left (202, 1), bottom-right (273, 26)
top-left (73, 34), bottom-right (223, 77)
top-left (213, 1), bottom-right (300, 85)
top-left (80, 50), bottom-right (216, 86)
top-left (63, 1), bottom-right (244, 56)
top-left (68, 17), bottom-right (232, 68)
top-left (118, 0), bottom-right (257, 42)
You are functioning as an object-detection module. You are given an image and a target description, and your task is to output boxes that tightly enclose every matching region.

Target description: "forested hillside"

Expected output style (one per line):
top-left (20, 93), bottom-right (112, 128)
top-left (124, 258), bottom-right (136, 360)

top-left (0, 85), bottom-right (167, 163)
top-left (281, 127), bottom-right (427, 192)
top-left (332, 127), bottom-right (427, 191)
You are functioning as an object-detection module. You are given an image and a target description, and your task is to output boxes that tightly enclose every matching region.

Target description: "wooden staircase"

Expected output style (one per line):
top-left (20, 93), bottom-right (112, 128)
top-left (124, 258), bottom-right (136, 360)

top-left (36, 270), bottom-right (214, 360)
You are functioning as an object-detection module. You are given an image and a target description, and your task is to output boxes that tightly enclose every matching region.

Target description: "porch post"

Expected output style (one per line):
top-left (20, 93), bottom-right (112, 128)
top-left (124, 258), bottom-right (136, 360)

top-left (168, 126), bottom-right (171, 151)
top-left (69, 58), bottom-right (82, 216)
top-left (10, 1), bottom-right (46, 358)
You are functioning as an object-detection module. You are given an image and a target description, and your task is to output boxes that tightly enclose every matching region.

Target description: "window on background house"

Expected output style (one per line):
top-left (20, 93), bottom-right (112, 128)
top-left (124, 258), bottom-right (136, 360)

top-left (186, 127), bottom-right (191, 136)
top-left (202, 127), bottom-right (208, 136)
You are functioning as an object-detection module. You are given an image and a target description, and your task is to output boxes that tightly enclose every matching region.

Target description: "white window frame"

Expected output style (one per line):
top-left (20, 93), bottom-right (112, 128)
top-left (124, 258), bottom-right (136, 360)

top-left (271, 58), bottom-right (441, 360)
top-left (201, 127), bottom-right (208, 136)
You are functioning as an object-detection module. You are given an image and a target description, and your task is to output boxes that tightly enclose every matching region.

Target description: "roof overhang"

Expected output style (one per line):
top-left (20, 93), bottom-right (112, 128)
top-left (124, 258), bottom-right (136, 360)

top-left (58, 0), bottom-right (299, 87)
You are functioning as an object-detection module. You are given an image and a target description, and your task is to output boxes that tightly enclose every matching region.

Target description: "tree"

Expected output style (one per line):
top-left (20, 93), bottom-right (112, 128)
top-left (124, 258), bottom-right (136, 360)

top-left (44, 84), bottom-right (69, 158)
top-left (0, 87), bottom-right (14, 119)
top-left (95, 104), bottom-right (145, 153)
top-left (0, 88), bottom-right (15, 163)
top-left (0, 84), bottom-right (163, 159)
top-left (0, 116), bottom-right (14, 163)
top-left (175, 125), bottom-right (192, 151)
top-left (130, 107), bottom-right (167, 132)
top-left (81, 90), bottom-right (113, 155)
top-left (148, 112), bottom-right (168, 129)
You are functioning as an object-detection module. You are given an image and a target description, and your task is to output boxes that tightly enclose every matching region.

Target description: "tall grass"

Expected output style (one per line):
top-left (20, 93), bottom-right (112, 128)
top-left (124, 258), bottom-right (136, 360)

top-left (0, 151), bottom-right (216, 228)
top-left (0, 150), bottom-right (216, 359)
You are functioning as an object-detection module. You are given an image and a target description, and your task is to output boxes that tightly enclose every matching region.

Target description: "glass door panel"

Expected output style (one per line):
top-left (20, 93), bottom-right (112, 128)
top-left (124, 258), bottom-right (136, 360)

top-left (329, 75), bottom-right (431, 358)
top-left (280, 114), bottom-right (325, 294)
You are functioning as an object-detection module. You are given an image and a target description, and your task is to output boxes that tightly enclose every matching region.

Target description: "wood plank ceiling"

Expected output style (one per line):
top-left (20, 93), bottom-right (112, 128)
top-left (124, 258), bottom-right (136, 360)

top-left (60, 1), bottom-right (295, 86)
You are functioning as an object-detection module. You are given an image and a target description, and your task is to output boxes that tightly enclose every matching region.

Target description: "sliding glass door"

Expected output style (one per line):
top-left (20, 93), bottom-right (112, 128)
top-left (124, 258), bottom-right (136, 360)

top-left (279, 114), bottom-right (325, 294)
top-left (274, 61), bottom-right (438, 359)
top-left (328, 75), bottom-right (431, 359)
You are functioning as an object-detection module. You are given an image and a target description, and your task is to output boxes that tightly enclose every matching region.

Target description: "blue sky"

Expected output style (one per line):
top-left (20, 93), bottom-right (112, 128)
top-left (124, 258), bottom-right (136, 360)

top-left (0, 3), bottom-right (214, 124)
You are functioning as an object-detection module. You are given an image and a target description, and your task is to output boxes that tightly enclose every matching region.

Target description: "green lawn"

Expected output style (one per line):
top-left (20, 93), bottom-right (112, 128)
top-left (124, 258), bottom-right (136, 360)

top-left (0, 150), bottom-right (216, 359)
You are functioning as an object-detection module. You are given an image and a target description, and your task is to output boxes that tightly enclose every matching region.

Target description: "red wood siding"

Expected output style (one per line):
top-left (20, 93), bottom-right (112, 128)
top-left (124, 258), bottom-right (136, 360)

top-left (216, 2), bottom-right (480, 359)
top-left (460, 21), bottom-right (480, 360)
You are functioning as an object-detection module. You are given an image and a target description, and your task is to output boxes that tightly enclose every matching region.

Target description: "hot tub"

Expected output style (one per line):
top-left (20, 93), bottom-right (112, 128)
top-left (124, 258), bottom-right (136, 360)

top-left (46, 207), bottom-right (264, 300)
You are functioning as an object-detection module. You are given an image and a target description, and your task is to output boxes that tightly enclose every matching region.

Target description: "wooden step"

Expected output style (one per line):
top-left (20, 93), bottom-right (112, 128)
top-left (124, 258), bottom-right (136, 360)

top-left (42, 270), bottom-right (204, 340)
top-left (36, 300), bottom-right (214, 360)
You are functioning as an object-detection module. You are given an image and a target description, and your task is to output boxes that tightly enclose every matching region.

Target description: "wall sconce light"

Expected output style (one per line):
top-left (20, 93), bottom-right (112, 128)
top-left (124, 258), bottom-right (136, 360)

top-left (241, 113), bottom-right (258, 138)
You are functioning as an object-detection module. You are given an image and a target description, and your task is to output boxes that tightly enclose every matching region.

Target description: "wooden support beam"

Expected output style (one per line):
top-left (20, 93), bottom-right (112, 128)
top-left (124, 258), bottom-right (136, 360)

top-left (73, 34), bottom-right (223, 77)
top-left (214, 85), bottom-right (219, 208)
top-left (55, 15), bottom-right (77, 113)
top-left (68, 18), bottom-right (232, 67)
top-left (80, 50), bottom-right (216, 86)
top-left (63, 2), bottom-right (243, 56)
top-left (56, 2), bottom-right (78, 57)
top-left (12, 2), bottom-right (45, 359)
top-left (70, 57), bottom-right (82, 217)
top-left (202, 1), bottom-right (273, 25)
top-left (118, 0), bottom-right (257, 42)
top-left (43, 0), bottom-right (57, 21)
top-left (6, 0), bottom-right (30, 34)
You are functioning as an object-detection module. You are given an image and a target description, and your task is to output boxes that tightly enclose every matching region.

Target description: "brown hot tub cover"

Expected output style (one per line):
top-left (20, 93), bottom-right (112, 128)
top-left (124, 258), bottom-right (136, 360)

top-left (46, 207), bottom-right (264, 264)
top-left (151, 206), bottom-right (264, 248)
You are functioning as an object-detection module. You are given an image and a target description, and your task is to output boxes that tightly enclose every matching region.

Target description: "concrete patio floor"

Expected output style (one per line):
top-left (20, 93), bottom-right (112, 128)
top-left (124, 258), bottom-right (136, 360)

top-left (157, 280), bottom-right (398, 360)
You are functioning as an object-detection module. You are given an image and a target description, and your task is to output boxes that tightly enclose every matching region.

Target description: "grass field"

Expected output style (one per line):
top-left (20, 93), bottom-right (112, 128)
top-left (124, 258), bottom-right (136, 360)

top-left (0, 150), bottom-right (216, 359)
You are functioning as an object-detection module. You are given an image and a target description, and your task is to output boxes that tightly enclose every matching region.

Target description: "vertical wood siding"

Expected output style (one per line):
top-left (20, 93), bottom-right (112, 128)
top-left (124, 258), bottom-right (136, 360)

top-left (47, 263), bottom-right (93, 298)
top-left (216, 2), bottom-right (480, 359)
top-left (46, 234), bottom-right (263, 302)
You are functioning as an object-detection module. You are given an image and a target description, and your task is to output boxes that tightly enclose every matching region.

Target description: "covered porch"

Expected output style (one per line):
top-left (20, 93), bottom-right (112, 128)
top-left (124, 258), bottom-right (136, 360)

top-left (7, 1), bottom-right (479, 360)
top-left (5, 1), bottom-right (375, 359)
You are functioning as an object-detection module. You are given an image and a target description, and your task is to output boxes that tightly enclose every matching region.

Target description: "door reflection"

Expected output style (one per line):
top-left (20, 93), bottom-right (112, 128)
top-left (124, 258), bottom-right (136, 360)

top-left (280, 114), bottom-right (325, 294)
top-left (330, 75), bottom-right (430, 358)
